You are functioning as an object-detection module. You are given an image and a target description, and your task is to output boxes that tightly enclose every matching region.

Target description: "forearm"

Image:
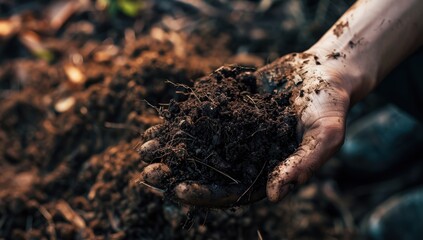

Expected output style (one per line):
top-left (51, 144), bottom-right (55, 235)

top-left (307, 0), bottom-right (423, 103)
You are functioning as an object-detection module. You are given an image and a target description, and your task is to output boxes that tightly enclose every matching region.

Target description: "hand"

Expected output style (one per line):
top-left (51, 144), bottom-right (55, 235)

top-left (138, 50), bottom-right (354, 206)
top-left (259, 51), bottom-right (350, 201)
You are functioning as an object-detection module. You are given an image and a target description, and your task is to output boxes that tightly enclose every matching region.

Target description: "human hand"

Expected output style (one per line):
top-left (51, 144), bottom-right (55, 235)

top-left (138, 50), bottom-right (356, 206)
top-left (258, 51), bottom-right (351, 201)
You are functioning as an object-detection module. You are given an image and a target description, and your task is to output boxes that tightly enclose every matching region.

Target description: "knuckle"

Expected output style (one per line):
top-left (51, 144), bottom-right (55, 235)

top-left (323, 123), bottom-right (345, 148)
top-left (143, 124), bottom-right (163, 140)
top-left (317, 118), bottom-right (345, 150)
top-left (141, 163), bottom-right (171, 186)
top-left (138, 139), bottom-right (160, 162)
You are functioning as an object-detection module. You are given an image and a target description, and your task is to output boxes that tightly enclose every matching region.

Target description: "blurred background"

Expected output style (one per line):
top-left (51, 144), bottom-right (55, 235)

top-left (1, 0), bottom-right (423, 239)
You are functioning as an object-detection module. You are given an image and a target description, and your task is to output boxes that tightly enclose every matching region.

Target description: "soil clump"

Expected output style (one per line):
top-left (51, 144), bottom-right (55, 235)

top-left (146, 66), bottom-right (298, 202)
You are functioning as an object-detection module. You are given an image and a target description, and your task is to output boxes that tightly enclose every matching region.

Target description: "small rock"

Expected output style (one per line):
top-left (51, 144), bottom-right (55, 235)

top-left (64, 64), bottom-right (86, 85)
top-left (55, 96), bottom-right (76, 112)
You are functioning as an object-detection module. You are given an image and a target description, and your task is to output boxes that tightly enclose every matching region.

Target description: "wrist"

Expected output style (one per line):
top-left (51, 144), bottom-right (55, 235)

top-left (305, 42), bottom-right (378, 105)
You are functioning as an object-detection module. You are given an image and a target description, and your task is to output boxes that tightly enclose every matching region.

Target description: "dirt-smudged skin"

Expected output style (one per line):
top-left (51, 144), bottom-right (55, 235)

top-left (142, 66), bottom-right (298, 205)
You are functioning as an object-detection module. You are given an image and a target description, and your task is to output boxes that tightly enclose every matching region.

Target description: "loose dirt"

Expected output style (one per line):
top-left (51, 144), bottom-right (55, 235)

top-left (144, 66), bottom-right (297, 203)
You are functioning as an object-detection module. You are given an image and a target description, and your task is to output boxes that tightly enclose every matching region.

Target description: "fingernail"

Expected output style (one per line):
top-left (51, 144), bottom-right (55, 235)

top-left (143, 124), bottom-right (163, 140)
top-left (141, 163), bottom-right (171, 187)
top-left (138, 139), bottom-right (160, 162)
top-left (278, 183), bottom-right (295, 201)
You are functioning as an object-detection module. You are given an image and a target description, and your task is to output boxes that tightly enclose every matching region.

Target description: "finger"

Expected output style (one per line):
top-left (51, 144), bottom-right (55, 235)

top-left (267, 117), bottom-right (345, 202)
top-left (138, 139), bottom-right (161, 163)
top-left (136, 163), bottom-right (171, 197)
top-left (141, 163), bottom-right (171, 188)
top-left (142, 124), bottom-right (164, 141)
top-left (174, 182), bottom-right (266, 208)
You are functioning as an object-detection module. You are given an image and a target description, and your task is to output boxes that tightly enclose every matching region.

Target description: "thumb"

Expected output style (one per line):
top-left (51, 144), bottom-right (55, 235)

top-left (267, 116), bottom-right (345, 202)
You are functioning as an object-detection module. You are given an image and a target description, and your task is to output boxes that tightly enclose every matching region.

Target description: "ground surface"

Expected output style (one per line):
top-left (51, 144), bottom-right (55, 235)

top-left (1, 0), bottom-right (423, 239)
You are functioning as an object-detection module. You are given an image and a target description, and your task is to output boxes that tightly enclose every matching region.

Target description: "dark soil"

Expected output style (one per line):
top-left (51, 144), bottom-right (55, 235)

top-left (5, 1), bottom-right (422, 240)
top-left (147, 66), bottom-right (297, 200)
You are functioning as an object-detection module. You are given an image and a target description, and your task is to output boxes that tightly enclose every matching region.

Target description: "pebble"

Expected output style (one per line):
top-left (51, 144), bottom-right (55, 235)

top-left (55, 96), bottom-right (76, 112)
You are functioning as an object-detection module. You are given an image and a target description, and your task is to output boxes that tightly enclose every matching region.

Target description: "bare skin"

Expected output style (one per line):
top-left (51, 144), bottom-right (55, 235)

top-left (139, 0), bottom-right (423, 207)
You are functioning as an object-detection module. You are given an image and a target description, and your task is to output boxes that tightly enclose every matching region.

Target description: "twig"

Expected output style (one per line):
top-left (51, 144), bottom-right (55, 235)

top-left (237, 161), bottom-right (267, 203)
top-left (39, 206), bottom-right (57, 240)
top-left (142, 99), bottom-right (161, 113)
top-left (248, 128), bottom-right (268, 138)
top-left (175, 90), bottom-right (191, 95)
top-left (104, 122), bottom-right (138, 132)
top-left (152, 150), bottom-right (173, 160)
top-left (167, 137), bottom-right (194, 147)
top-left (187, 219), bottom-right (195, 231)
top-left (194, 115), bottom-right (218, 126)
top-left (202, 210), bottom-right (209, 226)
top-left (175, 130), bottom-right (197, 140)
top-left (203, 152), bottom-right (214, 161)
top-left (107, 210), bottom-right (122, 232)
top-left (182, 214), bottom-right (195, 230)
top-left (139, 181), bottom-right (165, 193)
top-left (246, 95), bottom-right (259, 110)
top-left (257, 229), bottom-right (264, 240)
top-left (165, 80), bottom-right (201, 103)
top-left (189, 158), bottom-right (240, 184)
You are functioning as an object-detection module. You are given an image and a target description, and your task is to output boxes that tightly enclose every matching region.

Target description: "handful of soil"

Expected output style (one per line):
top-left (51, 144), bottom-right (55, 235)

top-left (142, 66), bottom-right (298, 203)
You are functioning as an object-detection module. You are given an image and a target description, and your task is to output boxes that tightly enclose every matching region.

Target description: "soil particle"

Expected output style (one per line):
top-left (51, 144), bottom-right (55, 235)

top-left (326, 51), bottom-right (346, 60)
top-left (348, 40), bottom-right (356, 49)
top-left (333, 21), bottom-right (349, 37)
